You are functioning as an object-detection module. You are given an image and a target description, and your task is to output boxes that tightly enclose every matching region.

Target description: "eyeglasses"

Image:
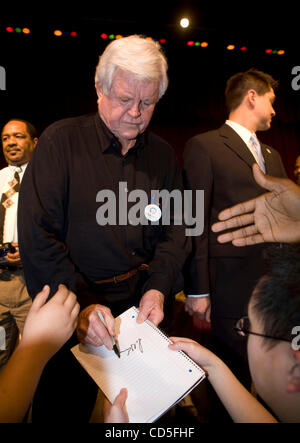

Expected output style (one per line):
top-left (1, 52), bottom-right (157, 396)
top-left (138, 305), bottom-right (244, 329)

top-left (234, 316), bottom-right (291, 343)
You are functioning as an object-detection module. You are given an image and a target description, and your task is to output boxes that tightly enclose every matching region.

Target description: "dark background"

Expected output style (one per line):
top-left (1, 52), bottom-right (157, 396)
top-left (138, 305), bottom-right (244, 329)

top-left (1, 1), bottom-right (300, 178)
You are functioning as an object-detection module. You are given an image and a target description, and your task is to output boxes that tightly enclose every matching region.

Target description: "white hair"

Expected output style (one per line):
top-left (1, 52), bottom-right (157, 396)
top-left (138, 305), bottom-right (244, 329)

top-left (95, 35), bottom-right (168, 100)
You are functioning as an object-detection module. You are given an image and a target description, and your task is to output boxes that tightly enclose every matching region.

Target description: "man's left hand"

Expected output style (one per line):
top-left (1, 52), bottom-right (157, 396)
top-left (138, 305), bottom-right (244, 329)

top-left (137, 289), bottom-right (164, 326)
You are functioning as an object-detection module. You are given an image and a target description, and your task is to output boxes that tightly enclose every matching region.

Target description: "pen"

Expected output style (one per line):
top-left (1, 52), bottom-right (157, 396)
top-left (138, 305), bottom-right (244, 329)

top-left (97, 311), bottom-right (120, 358)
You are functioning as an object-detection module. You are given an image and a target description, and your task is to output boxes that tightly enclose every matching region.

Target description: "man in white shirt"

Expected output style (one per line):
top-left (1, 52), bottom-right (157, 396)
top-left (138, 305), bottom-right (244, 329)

top-left (182, 69), bottom-right (287, 396)
top-left (0, 119), bottom-right (38, 369)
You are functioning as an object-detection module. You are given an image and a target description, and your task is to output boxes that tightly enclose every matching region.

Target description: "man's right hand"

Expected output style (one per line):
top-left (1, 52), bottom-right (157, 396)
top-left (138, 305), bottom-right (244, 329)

top-left (76, 304), bottom-right (116, 349)
top-left (184, 296), bottom-right (211, 322)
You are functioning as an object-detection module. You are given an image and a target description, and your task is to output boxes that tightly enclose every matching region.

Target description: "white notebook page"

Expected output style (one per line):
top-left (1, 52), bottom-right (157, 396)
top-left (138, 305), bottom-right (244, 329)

top-left (71, 306), bottom-right (205, 423)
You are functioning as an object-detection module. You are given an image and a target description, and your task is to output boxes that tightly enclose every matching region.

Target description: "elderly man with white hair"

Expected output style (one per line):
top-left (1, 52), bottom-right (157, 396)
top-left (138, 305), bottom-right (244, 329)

top-left (18, 35), bottom-right (190, 422)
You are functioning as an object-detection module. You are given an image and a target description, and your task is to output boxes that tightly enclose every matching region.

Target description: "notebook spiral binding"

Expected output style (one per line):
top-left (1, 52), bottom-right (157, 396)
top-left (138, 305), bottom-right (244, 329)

top-left (132, 306), bottom-right (202, 372)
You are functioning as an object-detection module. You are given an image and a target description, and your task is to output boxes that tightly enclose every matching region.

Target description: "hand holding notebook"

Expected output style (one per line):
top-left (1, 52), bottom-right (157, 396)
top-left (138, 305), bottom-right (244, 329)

top-left (71, 306), bottom-right (205, 423)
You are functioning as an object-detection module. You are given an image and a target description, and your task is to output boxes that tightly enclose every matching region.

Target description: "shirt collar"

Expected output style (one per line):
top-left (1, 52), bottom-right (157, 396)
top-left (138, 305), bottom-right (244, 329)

top-left (94, 113), bottom-right (144, 157)
top-left (225, 120), bottom-right (255, 146)
top-left (8, 162), bottom-right (28, 173)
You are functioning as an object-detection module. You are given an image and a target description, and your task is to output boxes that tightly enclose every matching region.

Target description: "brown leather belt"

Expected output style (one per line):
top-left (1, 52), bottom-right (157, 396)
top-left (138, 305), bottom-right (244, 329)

top-left (93, 263), bottom-right (149, 285)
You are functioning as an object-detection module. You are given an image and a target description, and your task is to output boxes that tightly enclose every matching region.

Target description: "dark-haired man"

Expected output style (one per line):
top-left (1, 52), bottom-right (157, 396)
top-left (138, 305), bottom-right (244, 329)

top-left (183, 69), bottom-right (287, 390)
top-left (0, 119), bottom-right (38, 368)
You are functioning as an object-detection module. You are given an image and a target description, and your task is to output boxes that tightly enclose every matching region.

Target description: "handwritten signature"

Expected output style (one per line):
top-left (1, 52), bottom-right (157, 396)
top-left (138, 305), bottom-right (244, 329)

top-left (120, 338), bottom-right (143, 356)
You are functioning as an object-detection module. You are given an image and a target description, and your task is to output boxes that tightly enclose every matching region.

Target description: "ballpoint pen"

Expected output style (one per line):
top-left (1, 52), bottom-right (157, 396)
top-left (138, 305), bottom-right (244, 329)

top-left (97, 311), bottom-right (121, 358)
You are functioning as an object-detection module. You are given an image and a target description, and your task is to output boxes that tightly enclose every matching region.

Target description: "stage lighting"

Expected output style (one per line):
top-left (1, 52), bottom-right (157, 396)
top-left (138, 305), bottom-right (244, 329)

top-left (54, 30), bottom-right (63, 37)
top-left (227, 44), bottom-right (235, 50)
top-left (180, 18), bottom-right (190, 28)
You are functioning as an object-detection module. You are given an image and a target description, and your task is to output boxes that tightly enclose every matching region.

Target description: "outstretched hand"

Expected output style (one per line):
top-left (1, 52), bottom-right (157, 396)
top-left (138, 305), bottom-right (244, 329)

top-left (21, 284), bottom-right (80, 361)
top-left (212, 164), bottom-right (300, 245)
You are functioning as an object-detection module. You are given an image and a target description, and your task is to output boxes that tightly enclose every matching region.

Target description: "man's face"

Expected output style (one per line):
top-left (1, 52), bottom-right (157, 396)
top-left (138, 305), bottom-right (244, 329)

top-left (97, 69), bottom-right (159, 150)
top-left (1, 120), bottom-right (37, 166)
top-left (294, 156), bottom-right (300, 185)
top-left (254, 88), bottom-right (276, 131)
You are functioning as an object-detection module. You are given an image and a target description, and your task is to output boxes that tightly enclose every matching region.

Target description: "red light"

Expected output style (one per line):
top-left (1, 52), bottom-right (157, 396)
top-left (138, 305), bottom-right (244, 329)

top-left (70, 31), bottom-right (77, 37)
top-left (101, 33), bottom-right (108, 39)
top-left (265, 49), bottom-right (272, 54)
top-left (6, 27), bottom-right (14, 32)
top-left (187, 41), bottom-right (194, 46)
top-left (240, 46), bottom-right (247, 51)
top-left (159, 38), bottom-right (166, 43)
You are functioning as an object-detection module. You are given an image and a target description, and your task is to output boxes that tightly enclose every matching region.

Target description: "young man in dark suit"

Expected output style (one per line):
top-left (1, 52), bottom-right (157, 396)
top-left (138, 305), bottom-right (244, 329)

top-left (183, 69), bottom-right (287, 390)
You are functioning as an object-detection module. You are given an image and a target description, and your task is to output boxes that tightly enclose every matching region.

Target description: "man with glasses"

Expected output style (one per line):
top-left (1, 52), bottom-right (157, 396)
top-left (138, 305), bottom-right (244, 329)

top-left (107, 243), bottom-right (300, 422)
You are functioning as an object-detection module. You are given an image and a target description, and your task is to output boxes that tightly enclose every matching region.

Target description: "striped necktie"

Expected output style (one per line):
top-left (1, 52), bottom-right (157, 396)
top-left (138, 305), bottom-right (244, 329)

top-left (0, 167), bottom-right (21, 244)
top-left (249, 135), bottom-right (266, 173)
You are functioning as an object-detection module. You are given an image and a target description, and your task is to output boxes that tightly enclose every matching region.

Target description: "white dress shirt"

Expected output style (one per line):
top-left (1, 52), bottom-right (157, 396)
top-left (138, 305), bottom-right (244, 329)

top-left (0, 163), bottom-right (28, 243)
top-left (225, 120), bottom-right (265, 169)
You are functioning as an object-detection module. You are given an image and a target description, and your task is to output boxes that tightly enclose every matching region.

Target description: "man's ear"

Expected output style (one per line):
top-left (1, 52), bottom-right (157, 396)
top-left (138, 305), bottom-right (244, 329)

top-left (286, 350), bottom-right (300, 393)
top-left (247, 89), bottom-right (257, 108)
top-left (95, 82), bottom-right (103, 98)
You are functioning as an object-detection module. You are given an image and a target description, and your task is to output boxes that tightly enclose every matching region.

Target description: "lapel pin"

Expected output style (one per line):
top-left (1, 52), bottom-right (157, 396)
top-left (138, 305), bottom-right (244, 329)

top-left (266, 148), bottom-right (271, 154)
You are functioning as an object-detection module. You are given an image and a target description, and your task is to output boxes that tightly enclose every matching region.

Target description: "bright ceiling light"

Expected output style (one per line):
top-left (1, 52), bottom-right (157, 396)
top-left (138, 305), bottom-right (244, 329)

top-left (180, 18), bottom-right (190, 28)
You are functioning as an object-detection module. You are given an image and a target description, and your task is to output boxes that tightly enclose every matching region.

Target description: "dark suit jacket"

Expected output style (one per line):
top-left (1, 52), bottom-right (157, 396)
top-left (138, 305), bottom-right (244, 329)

top-left (183, 123), bottom-right (287, 323)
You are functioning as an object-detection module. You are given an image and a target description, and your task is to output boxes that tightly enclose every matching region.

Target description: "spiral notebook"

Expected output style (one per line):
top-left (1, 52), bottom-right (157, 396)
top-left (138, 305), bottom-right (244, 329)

top-left (71, 306), bottom-right (205, 423)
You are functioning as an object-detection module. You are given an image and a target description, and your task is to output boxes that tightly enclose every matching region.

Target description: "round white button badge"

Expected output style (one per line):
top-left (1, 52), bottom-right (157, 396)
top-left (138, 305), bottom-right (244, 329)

top-left (144, 204), bottom-right (162, 222)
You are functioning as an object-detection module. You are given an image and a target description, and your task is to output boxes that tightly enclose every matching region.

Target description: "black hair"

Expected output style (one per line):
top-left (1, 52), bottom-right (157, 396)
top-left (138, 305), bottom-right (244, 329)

top-left (225, 68), bottom-right (279, 113)
top-left (251, 244), bottom-right (300, 349)
top-left (2, 118), bottom-right (38, 139)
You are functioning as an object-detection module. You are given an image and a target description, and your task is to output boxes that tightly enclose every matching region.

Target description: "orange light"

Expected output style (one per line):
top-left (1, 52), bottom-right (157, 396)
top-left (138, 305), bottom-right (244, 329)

top-left (54, 30), bottom-right (63, 37)
top-left (277, 49), bottom-right (285, 55)
top-left (22, 28), bottom-right (31, 34)
top-left (227, 44), bottom-right (235, 50)
top-left (115, 34), bottom-right (123, 39)
top-left (201, 41), bottom-right (208, 47)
